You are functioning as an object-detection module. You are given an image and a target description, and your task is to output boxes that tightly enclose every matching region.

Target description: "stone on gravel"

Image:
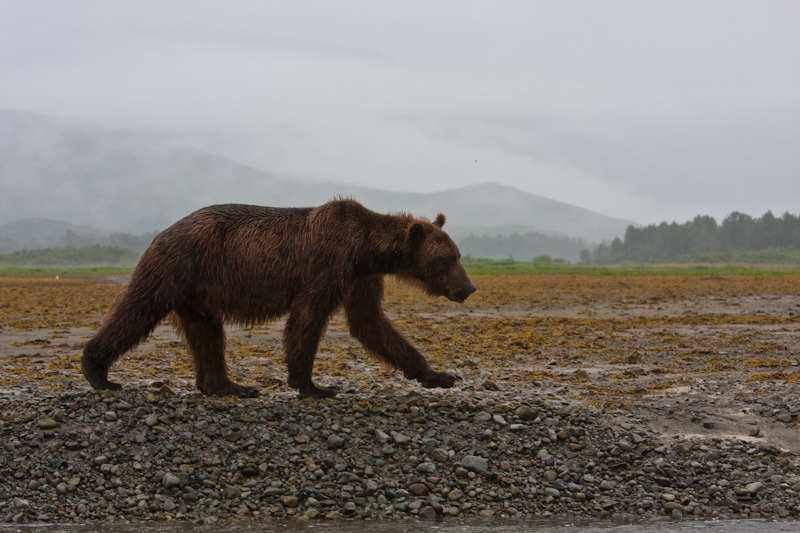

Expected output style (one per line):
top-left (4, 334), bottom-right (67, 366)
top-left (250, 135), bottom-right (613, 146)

top-left (461, 455), bottom-right (488, 474)
top-left (418, 506), bottom-right (437, 519)
top-left (409, 483), bottom-right (428, 497)
top-left (746, 481), bottom-right (764, 495)
top-left (327, 434), bottom-right (345, 448)
top-left (162, 472), bottom-right (181, 489)
top-left (37, 419), bottom-right (57, 430)
top-left (515, 405), bottom-right (537, 421)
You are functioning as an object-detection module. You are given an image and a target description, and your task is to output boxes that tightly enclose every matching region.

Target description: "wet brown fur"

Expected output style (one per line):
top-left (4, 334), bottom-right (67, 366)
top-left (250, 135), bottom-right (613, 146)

top-left (81, 199), bottom-right (477, 398)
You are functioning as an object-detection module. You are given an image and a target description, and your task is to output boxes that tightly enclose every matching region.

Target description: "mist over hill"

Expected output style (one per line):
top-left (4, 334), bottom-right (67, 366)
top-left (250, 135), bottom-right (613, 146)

top-left (0, 110), bottom-right (635, 259)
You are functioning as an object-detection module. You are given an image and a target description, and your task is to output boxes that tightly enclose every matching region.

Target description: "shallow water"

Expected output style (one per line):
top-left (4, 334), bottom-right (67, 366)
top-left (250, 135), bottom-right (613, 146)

top-left (1, 520), bottom-right (799, 533)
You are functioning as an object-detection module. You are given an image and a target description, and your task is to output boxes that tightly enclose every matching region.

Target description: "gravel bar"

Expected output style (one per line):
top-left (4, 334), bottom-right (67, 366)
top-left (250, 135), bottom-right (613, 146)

top-left (2, 386), bottom-right (799, 524)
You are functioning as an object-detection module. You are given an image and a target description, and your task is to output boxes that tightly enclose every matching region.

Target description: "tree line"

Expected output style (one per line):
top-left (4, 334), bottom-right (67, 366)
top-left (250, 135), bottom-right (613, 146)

top-left (0, 229), bottom-right (155, 266)
top-left (0, 246), bottom-right (139, 266)
top-left (587, 211), bottom-right (800, 265)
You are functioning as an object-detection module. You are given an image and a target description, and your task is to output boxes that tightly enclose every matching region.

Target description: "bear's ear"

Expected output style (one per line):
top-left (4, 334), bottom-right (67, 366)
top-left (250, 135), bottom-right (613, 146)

top-left (409, 223), bottom-right (425, 243)
top-left (434, 213), bottom-right (446, 227)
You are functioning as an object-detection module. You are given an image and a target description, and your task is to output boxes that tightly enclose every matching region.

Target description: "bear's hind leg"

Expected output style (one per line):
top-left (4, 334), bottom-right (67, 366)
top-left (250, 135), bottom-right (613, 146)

top-left (176, 310), bottom-right (259, 398)
top-left (284, 305), bottom-right (338, 398)
top-left (82, 291), bottom-right (168, 391)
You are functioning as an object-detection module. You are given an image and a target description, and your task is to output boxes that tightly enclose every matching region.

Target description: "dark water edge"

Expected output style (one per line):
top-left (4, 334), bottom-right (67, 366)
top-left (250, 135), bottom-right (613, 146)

top-left (1, 519), bottom-right (799, 533)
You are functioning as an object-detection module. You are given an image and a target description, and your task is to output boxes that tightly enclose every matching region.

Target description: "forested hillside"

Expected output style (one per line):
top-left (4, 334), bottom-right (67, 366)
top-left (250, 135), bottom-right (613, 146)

top-left (589, 211), bottom-right (800, 264)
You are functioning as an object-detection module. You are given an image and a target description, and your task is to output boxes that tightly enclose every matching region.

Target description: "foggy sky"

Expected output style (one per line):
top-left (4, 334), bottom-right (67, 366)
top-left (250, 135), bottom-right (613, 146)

top-left (1, 0), bottom-right (798, 225)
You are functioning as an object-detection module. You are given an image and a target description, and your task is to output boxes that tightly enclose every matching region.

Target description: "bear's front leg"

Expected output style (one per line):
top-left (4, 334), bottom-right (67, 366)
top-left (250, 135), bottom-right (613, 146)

top-left (345, 277), bottom-right (460, 390)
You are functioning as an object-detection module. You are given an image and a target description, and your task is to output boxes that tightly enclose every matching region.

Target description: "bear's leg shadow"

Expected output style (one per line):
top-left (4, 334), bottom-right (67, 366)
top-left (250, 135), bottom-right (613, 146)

top-left (283, 298), bottom-right (339, 398)
top-left (344, 277), bottom-right (459, 389)
top-left (82, 290), bottom-right (168, 391)
top-left (175, 308), bottom-right (259, 398)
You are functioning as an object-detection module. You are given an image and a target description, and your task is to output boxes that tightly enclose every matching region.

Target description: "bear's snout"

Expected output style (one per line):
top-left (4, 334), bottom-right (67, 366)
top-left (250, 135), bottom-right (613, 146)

top-left (448, 282), bottom-right (477, 303)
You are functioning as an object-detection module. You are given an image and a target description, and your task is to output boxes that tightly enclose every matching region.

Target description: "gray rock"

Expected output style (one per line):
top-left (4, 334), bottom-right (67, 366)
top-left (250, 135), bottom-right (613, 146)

top-left (327, 435), bottom-right (345, 448)
top-left (12, 498), bottom-right (29, 509)
top-left (515, 405), bottom-right (537, 421)
top-left (162, 472), bottom-right (182, 489)
top-left (417, 462), bottom-right (436, 474)
top-left (418, 506), bottom-right (438, 519)
top-left (365, 480), bottom-right (379, 496)
top-left (618, 440), bottom-right (635, 452)
top-left (474, 411), bottom-right (492, 423)
top-left (461, 455), bottom-right (488, 474)
top-left (746, 481), bottom-right (764, 495)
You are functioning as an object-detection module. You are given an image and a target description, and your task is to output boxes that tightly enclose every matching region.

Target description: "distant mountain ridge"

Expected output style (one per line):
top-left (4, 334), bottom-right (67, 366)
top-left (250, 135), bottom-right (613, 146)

top-left (0, 109), bottom-right (635, 245)
top-left (0, 218), bottom-right (103, 253)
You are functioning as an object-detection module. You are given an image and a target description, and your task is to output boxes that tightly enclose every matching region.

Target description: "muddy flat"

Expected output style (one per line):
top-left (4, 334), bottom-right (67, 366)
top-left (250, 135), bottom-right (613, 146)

top-left (1, 274), bottom-right (799, 452)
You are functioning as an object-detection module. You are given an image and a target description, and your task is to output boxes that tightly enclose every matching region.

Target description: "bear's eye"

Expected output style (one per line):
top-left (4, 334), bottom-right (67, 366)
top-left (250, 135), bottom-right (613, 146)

top-left (441, 254), bottom-right (457, 267)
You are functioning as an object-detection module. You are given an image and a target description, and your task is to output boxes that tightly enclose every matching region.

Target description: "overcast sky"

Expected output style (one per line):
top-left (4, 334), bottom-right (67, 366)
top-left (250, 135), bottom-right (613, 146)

top-left (1, 0), bottom-right (798, 225)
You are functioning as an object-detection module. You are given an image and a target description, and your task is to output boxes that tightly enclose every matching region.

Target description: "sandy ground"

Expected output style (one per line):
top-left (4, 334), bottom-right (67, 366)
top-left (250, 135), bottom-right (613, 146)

top-left (1, 274), bottom-right (798, 453)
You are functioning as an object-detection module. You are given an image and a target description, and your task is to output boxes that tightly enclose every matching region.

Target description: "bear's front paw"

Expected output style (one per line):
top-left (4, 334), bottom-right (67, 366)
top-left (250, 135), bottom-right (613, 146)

top-left (419, 371), bottom-right (460, 389)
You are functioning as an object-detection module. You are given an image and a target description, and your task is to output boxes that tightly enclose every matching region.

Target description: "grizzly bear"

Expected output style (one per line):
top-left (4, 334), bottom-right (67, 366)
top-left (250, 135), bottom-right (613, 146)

top-left (81, 199), bottom-right (476, 398)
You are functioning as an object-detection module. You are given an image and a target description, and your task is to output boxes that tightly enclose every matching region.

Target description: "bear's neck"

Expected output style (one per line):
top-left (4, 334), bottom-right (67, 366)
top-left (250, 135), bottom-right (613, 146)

top-left (355, 214), bottom-right (413, 276)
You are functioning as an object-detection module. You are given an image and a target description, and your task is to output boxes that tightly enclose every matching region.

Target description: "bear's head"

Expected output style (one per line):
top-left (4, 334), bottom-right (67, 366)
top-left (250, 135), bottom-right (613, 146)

top-left (401, 213), bottom-right (477, 303)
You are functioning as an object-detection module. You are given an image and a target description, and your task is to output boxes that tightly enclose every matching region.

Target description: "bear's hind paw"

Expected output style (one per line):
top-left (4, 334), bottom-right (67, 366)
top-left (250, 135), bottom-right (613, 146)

top-left (297, 383), bottom-right (340, 399)
top-left (419, 371), bottom-right (460, 389)
top-left (203, 382), bottom-right (260, 398)
top-left (81, 356), bottom-right (123, 391)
